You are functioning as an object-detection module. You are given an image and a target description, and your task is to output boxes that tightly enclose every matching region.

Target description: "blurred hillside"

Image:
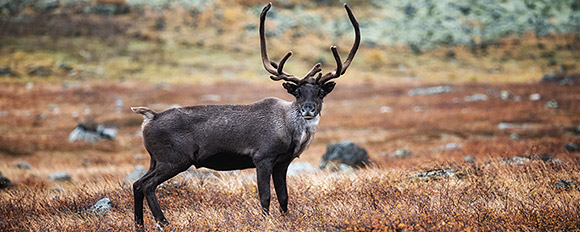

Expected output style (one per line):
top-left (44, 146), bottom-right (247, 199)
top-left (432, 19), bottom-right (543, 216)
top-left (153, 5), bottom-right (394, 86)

top-left (1, 0), bottom-right (579, 83)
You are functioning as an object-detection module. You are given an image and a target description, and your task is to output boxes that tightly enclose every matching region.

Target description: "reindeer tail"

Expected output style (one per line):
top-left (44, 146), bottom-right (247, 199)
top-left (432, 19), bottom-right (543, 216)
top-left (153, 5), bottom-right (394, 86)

top-left (131, 107), bottom-right (157, 120)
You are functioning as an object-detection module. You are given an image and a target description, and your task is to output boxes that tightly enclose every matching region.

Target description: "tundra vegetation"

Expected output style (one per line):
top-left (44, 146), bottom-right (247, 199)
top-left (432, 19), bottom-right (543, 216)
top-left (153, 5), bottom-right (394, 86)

top-left (1, 0), bottom-right (580, 231)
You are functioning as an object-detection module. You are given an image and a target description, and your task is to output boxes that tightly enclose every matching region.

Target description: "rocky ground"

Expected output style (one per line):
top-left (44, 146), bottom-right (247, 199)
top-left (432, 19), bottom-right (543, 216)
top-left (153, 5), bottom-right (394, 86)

top-left (0, 80), bottom-right (579, 230)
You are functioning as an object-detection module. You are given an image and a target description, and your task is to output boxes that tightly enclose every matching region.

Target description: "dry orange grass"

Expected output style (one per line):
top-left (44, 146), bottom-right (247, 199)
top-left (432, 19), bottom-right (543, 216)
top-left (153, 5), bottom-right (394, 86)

top-left (1, 81), bottom-right (579, 230)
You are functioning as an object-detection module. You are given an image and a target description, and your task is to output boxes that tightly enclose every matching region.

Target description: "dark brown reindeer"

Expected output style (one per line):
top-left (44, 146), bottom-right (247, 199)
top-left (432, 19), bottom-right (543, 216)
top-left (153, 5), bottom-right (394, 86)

top-left (131, 3), bottom-right (359, 231)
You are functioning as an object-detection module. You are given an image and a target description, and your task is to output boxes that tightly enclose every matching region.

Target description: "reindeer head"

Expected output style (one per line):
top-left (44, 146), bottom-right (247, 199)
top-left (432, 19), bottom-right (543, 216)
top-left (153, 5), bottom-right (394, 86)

top-left (259, 3), bottom-right (360, 120)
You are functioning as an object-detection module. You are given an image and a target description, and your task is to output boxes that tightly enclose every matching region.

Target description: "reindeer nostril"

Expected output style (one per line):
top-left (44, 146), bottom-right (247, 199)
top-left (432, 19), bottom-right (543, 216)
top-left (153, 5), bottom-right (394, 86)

top-left (300, 103), bottom-right (317, 117)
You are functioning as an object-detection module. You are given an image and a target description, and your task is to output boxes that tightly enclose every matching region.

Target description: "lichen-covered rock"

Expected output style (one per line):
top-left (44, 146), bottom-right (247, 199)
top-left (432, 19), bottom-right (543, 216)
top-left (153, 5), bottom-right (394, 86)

top-left (90, 198), bottom-right (112, 214)
top-left (287, 162), bottom-right (318, 176)
top-left (409, 169), bottom-right (467, 181)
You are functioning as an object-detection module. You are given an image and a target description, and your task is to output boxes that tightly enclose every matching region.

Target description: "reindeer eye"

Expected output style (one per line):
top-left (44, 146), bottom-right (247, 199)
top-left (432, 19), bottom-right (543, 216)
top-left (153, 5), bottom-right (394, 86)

top-left (318, 89), bottom-right (326, 98)
top-left (294, 89), bottom-right (301, 97)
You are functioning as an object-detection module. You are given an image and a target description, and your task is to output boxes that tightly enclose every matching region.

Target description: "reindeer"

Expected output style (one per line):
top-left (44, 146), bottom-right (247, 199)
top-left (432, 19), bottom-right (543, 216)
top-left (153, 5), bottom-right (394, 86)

top-left (131, 3), bottom-right (359, 231)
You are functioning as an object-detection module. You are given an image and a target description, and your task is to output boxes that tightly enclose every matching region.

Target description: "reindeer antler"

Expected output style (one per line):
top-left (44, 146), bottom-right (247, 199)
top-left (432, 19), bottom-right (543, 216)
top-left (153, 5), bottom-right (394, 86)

top-left (318, 4), bottom-right (360, 85)
top-left (260, 3), bottom-right (302, 84)
top-left (260, 3), bottom-right (359, 85)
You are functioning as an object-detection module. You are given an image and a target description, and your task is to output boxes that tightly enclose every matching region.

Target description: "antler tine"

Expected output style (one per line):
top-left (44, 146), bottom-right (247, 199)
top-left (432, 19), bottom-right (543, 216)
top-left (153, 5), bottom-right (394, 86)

top-left (340, 3), bottom-right (360, 75)
top-left (270, 75), bottom-right (302, 83)
top-left (259, 3), bottom-right (277, 76)
top-left (318, 4), bottom-right (360, 84)
top-left (303, 63), bottom-right (322, 78)
top-left (277, 51), bottom-right (292, 76)
top-left (318, 46), bottom-right (342, 84)
top-left (260, 3), bottom-right (300, 84)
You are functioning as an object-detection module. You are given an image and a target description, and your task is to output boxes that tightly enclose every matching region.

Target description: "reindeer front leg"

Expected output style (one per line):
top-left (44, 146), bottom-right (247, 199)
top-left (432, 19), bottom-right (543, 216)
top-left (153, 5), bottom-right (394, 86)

top-left (255, 157), bottom-right (275, 215)
top-left (272, 163), bottom-right (289, 214)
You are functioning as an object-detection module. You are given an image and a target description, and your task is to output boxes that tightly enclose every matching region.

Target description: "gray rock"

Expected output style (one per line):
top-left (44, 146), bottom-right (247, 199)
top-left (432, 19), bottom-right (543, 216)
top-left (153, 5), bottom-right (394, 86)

top-left (408, 86), bottom-right (454, 96)
top-left (535, 154), bottom-right (560, 163)
top-left (545, 100), bottom-right (558, 109)
top-left (379, 106), bottom-right (392, 113)
top-left (464, 156), bottom-right (475, 163)
top-left (503, 156), bottom-right (531, 166)
top-left (90, 3), bottom-right (129, 15)
top-left (529, 93), bottom-right (541, 101)
top-left (338, 163), bottom-right (356, 174)
top-left (464, 93), bottom-right (488, 102)
top-left (565, 143), bottom-right (579, 152)
top-left (510, 133), bottom-right (519, 140)
top-left (26, 65), bottom-right (52, 77)
top-left (320, 141), bottom-right (369, 170)
top-left (69, 123), bottom-right (116, 144)
top-left (90, 198), bottom-right (112, 214)
top-left (555, 179), bottom-right (576, 191)
top-left (16, 162), bottom-right (32, 169)
top-left (0, 66), bottom-right (18, 77)
top-left (125, 165), bottom-right (146, 185)
top-left (390, 149), bottom-right (411, 158)
top-left (0, 170), bottom-right (11, 189)
top-left (541, 73), bottom-right (580, 85)
top-left (33, 0), bottom-right (60, 12)
top-left (200, 94), bottom-right (221, 102)
top-left (287, 162), bottom-right (318, 176)
top-left (500, 90), bottom-right (511, 100)
top-left (497, 123), bottom-right (532, 130)
top-left (541, 74), bottom-right (560, 83)
top-left (436, 143), bottom-right (462, 151)
top-left (56, 61), bottom-right (73, 72)
top-left (409, 169), bottom-right (465, 181)
top-left (49, 172), bottom-right (71, 181)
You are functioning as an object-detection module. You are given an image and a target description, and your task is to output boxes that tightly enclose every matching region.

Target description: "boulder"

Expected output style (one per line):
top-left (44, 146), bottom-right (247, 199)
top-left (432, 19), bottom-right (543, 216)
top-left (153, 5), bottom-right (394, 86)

top-left (529, 93), bottom-right (541, 101)
top-left (49, 172), bottom-right (71, 181)
top-left (90, 198), bottom-right (112, 214)
top-left (555, 179), bottom-right (576, 191)
top-left (0, 66), bottom-right (18, 77)
top-left (287, 162), bottom-right (318, 176)
top-left (26, 65), bottom-right (52, 77)
top-left (16, 162), bottom-right (32, 169)
top-left (565, 143), bottom-right (579, 152)
top-left (0, 171), bottom-right (12, 189)
top-left (464, 156), bottom-right (475, 163)
top-left (69, 123), bottom-right (116, 144)
top-left (125, 165), bottom-right (146, 185)
top-left (541, 73), bottom-right (580, 85)
top-left (320, 141), bottom-right (369, 170)
top-left (390, 149), bottom-right (411, 158)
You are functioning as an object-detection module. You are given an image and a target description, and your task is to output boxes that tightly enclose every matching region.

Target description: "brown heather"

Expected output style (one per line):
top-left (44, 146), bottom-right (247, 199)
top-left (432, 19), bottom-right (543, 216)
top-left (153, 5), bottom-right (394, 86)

top-left (0, 81), bottom-right (579, 231)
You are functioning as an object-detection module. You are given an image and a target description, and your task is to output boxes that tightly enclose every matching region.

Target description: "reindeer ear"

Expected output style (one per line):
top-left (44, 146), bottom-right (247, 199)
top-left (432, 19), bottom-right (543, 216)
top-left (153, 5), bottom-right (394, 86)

top-left (321, 81), bottom-right (336, 94)
top-left (282, 82), bottom-right (299, 94)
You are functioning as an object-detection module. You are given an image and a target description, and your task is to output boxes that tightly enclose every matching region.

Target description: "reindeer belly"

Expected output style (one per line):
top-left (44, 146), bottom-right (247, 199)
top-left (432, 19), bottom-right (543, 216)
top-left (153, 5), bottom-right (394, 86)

top-left (196, 152), bottom-right (255, 171)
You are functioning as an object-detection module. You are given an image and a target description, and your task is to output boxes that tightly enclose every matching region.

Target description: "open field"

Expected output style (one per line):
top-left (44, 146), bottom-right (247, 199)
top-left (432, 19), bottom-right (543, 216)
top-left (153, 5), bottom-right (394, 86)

top-left (1, 80), bottom-right (579, 231)
top-left (1, 1), bottom-right (580, 231)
